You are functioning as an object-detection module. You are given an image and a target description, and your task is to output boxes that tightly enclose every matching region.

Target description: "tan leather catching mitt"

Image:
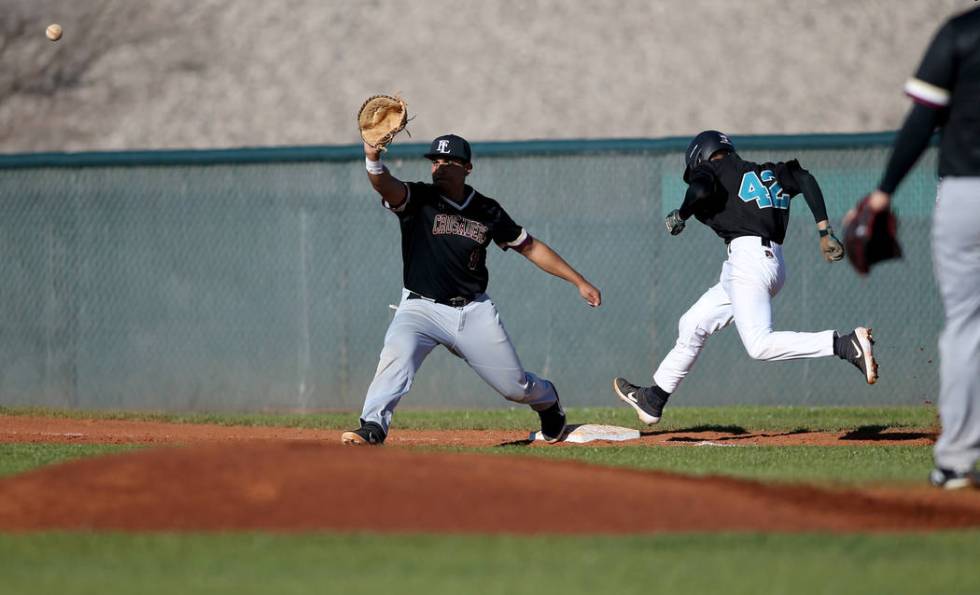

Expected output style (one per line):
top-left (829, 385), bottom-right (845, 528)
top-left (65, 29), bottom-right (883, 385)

top-left (357, 95), bottom-right (409, 149)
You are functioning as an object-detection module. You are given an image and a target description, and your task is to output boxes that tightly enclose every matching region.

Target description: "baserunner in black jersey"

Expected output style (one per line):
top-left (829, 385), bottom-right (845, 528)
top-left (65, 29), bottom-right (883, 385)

top-left (342, 133), bottom-right (601, 445)
top-left (848, 5), bottom-right (980, 489)
top-left (613, 130), bottom-right (877, 425)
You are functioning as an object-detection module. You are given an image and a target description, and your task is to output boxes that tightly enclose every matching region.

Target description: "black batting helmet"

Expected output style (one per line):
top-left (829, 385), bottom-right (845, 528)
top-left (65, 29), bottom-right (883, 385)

top-left (683, 130), bottom-right (735, 182)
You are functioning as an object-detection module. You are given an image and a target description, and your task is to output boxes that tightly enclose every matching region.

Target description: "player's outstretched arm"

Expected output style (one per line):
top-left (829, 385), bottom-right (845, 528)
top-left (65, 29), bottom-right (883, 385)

top-left (676, 175), bottom-right (714, 219)
top-left (363, 141), bottom-right (408, 208)
top-left (666, 173), bottom-right (713, 235)
top-left (517, 238), bottom-right (601, 307)
top-left (857, 103), bottom-right (942, 219)
top-left (793, 167), bottom-right (829, 225)
top-left (792, 167), bottom-right (843, 262)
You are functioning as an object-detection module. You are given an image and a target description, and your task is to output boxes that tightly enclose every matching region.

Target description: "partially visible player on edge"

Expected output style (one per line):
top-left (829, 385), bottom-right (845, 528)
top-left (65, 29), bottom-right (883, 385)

top-left (846, 6), bottom-right (980, 489)
top-left (613, 131), bottom-right (877, 424)
top-left (342, 134), bottom-right (602, 445)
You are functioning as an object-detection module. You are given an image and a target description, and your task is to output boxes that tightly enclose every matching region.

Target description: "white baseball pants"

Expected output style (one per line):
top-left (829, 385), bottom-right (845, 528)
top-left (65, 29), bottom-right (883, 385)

top-left (653, 235), bottom-right (835, 393)
top-left (931, 178), bottom-right (980, 473)
top-left (359, 289), bottom-right (558, 434)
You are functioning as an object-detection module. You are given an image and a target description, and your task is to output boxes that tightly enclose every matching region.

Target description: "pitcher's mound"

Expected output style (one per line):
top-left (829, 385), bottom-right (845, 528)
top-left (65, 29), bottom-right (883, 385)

top-left (1, 442), bottom-right (978, 534)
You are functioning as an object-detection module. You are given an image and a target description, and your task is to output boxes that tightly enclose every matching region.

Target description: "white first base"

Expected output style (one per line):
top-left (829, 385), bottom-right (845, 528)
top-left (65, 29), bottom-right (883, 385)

top-left (529, 423), bottom-right (640, 444)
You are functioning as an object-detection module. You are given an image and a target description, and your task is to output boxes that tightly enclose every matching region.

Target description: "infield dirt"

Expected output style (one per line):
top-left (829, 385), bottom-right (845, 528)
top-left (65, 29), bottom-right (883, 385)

top-left (2, 415), bottom-right (979, 534)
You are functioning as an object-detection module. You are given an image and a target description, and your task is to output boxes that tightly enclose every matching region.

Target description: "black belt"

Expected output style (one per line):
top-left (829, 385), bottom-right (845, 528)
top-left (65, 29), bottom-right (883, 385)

top-left (407, 291), bottom-right (473, 307)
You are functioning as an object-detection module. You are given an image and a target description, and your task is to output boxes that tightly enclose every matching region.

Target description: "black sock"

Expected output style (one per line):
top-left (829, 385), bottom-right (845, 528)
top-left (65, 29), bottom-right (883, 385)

top-left (649, 385), bottom-right (671, 404)
top-left (832, 331), bottom-right (849, 359)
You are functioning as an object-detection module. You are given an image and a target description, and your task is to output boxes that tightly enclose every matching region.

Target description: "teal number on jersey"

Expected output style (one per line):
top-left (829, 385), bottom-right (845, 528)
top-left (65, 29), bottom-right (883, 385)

top-left (738, 170), bottom-right (789, 210)
top-left (738, 171), bottom-right (772, 207)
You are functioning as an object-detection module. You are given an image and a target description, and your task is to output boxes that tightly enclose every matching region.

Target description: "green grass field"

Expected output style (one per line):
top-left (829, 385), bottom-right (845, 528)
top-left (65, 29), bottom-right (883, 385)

top-left (1, 532), bottom-right (979, 595)
top-left (1, 405), bottom-right (978, 595)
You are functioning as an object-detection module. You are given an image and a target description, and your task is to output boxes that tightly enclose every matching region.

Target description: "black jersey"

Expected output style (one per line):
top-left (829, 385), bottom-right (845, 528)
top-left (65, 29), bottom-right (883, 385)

top-left (904, 6), bottom-right (980, 177)
top-left (686, 154), bottom-right (804, 245)
top-left (386, 182), bottom-right (529, 301)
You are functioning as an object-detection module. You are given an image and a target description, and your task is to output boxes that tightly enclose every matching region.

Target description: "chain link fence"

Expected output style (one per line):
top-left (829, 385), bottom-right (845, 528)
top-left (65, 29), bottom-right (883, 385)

top-left (0, 135), bottom-right (940, 411)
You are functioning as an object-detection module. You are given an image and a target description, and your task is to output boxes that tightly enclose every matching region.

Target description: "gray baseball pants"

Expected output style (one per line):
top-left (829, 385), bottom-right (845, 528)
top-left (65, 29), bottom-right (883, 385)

top-left (359, 289), bottom-right (559, 434)
top-left (932, 177), bottom-right (980, 473)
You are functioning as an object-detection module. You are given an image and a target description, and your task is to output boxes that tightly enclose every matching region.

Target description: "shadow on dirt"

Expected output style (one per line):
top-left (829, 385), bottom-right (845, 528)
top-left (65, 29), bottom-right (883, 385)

top-left (840, 425), bottom-right (937, 442)
top-left (643, 425), bottom-right (749, 437)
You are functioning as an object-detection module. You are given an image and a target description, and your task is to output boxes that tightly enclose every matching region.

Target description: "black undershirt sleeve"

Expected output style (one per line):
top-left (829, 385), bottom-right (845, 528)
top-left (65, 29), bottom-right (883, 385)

top-left (793, 168), bottom-right (829, 223)
top-left (678, 172), bottom-right (714, 220)
top-left (878, 103), bottom-right (942, 194)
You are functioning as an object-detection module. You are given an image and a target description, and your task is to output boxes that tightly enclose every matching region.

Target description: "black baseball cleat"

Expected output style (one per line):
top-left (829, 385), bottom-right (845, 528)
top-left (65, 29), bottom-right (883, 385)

top-left (839, 327), bottom-right (878, 384)
top-left (341, 421), bottom-right (386, 446)
top-left (613, 377), bottom-right (669, 425)
top-left (537, 398), bottom-right (567, 444)
top-left (929, 467), bottom-right (980, 490)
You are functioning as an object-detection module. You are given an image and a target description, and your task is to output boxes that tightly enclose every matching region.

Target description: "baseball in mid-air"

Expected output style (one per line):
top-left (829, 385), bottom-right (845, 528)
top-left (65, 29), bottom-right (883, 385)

top-left (46, 24), bottom-right (62, 41)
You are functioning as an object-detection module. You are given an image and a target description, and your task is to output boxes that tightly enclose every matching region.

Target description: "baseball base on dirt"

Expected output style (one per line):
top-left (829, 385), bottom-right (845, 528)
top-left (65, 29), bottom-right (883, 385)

top-left (529, 423), bottom-right (640, 444)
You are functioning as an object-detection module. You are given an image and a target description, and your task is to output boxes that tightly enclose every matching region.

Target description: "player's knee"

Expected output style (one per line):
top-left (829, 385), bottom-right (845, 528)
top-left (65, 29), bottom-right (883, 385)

top-left (498, 374), bottom-right (535, 403)
top-left (502, 392), bottom-right (531, 405)
top-left (743, 336), bottom-right (771, 360)
top-left (677, 312), bottom-right (709, 346)
top-left (501, 384), bottom-right (532, 404)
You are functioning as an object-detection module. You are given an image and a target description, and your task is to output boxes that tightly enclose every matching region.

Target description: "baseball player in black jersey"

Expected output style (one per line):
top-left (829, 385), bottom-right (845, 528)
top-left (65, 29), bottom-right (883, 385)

top-left (342, 134), bottom-right (601, 445)
top-left (848, 6), bottom-right (980, 489)
top-left (614, 131), bottom-right (877, 423)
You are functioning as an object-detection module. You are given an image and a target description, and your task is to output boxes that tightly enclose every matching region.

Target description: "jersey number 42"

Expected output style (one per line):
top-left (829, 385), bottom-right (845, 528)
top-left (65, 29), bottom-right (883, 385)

top-left (738, 170), bottom-right (789, 210)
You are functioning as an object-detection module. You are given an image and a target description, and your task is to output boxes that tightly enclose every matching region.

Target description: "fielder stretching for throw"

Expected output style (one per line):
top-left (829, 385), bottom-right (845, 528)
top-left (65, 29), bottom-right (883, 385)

top-left (614, 131), bottom-right (877, 424)
top-left (343, 134), bottom-right (601, 445)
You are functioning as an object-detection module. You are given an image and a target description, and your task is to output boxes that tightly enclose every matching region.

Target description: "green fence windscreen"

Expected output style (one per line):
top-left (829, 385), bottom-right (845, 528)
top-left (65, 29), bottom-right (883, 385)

top-left (0, 134), bottom-right (940, 411)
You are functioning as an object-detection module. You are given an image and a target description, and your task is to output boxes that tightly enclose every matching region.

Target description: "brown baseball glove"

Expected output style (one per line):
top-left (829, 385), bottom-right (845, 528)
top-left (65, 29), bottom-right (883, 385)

top-left (843, 194), bottom-right (902, 275)
top-left (357, 94), bottom-right (409, 149)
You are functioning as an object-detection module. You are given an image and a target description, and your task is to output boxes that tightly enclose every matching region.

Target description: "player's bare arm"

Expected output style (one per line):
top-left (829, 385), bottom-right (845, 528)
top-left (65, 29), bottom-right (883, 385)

top-left (364, 141), bottom-right (407, 208)
top-left (517, 238), bottom-right (602, 307)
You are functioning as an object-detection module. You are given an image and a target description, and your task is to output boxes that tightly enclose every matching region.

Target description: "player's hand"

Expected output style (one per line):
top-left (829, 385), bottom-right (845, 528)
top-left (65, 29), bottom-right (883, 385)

top-left (665, 210), bottom-right (686, 235)
top-left (578, 282), bottom-right (601, 308)
top-left (820, 227), bottom-right (845, 262)
top-left (364, 141), bottom-right (382, 161)
top-left (843, 190), bottom-right (891, 227)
